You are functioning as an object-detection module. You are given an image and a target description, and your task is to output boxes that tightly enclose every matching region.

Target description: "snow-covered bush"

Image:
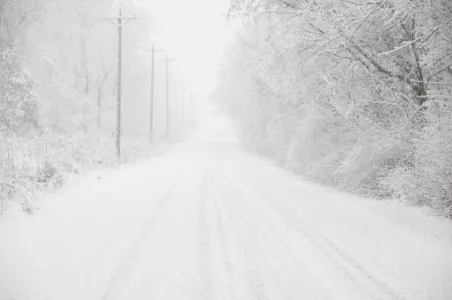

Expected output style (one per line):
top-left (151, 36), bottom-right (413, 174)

top-left (383, 103), bottom-right (452, 217)
top-left (0, 129), bottom-right (164, 215)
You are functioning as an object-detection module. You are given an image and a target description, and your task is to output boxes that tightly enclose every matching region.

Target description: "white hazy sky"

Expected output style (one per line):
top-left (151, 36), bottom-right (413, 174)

top-left (149, 0), bottom-right (239, 98)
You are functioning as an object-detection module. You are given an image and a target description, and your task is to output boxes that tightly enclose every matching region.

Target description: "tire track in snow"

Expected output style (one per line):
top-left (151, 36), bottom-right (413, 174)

top-left (229, 203), bottom-right (272, 300)
top-left (214, 201), bottom-right (237, 299)
top-left (241, 172), bottom-right (406, 300)
top-left (193, 166), bottom-right (214, 300)
top-left (239, 192), bottom-right (334, 299)
top-left (210, 164), bottom-right (266, 300)
top-left (208, 165), bottom-right (251, 300)
top-left (214, 167), bottom-right (289, 300)
top-left (220, 167), bottom-right (333, 299)
top-left (204, 166), bottom-right (236, 300)
top-left (274, 198), bottom-right (404, 300)
top-left (101, 172), bottom-right (184, 300)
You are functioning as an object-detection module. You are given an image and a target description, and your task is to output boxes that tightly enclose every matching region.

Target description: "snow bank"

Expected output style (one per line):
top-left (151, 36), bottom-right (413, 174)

top-left (0, 153), bottom-right (178, 300)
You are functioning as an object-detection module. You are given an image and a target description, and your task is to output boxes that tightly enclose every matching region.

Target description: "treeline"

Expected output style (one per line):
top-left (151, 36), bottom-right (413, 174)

top-left (215, 0), bottom-right (452, 217)
top-left (0, 0), bottom-right (163, 214)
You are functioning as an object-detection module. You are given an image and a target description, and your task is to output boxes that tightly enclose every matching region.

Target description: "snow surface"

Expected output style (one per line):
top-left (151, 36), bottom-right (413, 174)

top-left (1, 115), bottom-right (452, 300)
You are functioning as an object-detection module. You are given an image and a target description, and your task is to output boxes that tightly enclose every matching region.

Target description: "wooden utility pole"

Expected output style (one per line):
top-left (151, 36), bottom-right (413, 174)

top-left (165, 56), bottom-right (170, 142)
top-left (141, 45), bottom-right (165, 144)
top-left (116, 9), bottom-right (122, 158)
top-left (148, 45), bottom-right (164, 143)
top-left (150, 44), bottom-right (155, 143)
top-left (104, 8), bottom-right (137, 159)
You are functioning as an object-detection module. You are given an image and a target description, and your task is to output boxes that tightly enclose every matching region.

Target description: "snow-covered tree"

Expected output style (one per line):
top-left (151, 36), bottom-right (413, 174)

top-left (216, 0), bottom-right (452, 216)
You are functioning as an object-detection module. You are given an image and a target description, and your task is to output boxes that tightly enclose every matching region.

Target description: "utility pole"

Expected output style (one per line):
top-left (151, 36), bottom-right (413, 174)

top-left (148, 45), bottom-right (164, 144)
top-left (104, 8), bottom-right (137, 159)
top-left (165, 56), bottom-right (170, 143)
top-left (116, 9), bottom-right (122, 158)
top-left (150, 44), bottom-right (155, 143)
top-left (156, 55), bottom-right (174, 143)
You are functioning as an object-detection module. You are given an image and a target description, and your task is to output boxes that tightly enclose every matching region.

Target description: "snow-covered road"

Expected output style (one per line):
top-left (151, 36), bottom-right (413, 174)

top-left (1, 117), bottom-right (452, 300)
